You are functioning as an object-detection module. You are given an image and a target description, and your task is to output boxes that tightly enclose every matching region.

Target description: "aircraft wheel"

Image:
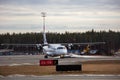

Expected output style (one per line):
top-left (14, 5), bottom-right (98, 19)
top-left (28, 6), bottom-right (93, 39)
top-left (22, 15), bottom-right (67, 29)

top-left (44, 55), bottom-right (48, 58)
top-left (60, 55), bottom-right (64, 58)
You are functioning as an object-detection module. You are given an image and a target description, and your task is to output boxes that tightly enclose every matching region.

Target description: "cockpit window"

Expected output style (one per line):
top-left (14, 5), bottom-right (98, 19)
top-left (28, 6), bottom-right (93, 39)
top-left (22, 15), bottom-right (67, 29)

top-left (57, 47), bottom-right (65, 49)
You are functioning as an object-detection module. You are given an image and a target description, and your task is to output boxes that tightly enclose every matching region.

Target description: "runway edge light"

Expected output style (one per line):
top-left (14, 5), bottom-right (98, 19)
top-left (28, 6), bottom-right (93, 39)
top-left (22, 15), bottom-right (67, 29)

top-left (40, 59), bottom-right (58, 66)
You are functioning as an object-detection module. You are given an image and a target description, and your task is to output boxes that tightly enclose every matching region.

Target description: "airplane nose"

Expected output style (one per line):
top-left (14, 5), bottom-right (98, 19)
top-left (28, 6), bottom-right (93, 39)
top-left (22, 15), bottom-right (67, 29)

top-left (57, 46), bottom-right (67, 55)
top-left (62, 49), bottom-right (67, 54)
top-left (57, 49), bottom-right (67, 54)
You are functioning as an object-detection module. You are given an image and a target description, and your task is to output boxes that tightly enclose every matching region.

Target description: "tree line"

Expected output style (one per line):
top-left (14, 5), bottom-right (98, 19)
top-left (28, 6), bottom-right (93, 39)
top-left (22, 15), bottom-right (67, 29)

top-left (0, 29), bottom-right (120, 51)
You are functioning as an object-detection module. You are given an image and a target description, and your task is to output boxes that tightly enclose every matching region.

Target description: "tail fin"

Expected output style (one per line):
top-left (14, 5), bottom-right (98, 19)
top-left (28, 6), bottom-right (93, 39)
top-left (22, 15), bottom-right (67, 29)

top-left (43, 32), bottom-right (48, 45)
top-left (41, 12), bottom-right (48, 45)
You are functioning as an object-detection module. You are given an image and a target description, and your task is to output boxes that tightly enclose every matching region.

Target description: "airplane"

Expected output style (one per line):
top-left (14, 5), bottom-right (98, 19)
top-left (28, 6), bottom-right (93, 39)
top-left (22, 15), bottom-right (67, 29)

top-left (38, 12), bottom-right (105, 58)
top-left (0, 12), bottom-right (105, 58)
top-left (41, 12), bottom-right (67, 58)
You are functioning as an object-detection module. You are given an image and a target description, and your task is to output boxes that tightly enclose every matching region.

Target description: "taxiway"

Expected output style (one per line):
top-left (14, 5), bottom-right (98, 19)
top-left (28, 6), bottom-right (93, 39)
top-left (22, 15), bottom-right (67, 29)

top-left (0, 74), bottom-right (120, 80)
top-left (0, 55), bottom-right (120, 66)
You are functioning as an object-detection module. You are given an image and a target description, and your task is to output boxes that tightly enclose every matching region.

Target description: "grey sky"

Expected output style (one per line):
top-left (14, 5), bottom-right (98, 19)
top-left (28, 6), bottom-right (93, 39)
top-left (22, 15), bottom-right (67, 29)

top-left (0, 0), bottom-right (120, 33)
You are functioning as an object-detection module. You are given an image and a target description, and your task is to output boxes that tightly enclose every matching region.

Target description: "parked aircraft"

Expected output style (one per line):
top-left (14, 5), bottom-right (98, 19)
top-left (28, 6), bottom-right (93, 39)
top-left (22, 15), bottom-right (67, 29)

top-left (41, 12), bottom-right (67, 58)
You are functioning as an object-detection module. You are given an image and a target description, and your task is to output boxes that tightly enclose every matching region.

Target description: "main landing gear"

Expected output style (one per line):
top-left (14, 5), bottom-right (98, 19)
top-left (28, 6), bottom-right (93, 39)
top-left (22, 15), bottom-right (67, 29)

top-left (44, 55), bottom-right (48, 58)
top-left (60, 55), bottom-right (64, 58)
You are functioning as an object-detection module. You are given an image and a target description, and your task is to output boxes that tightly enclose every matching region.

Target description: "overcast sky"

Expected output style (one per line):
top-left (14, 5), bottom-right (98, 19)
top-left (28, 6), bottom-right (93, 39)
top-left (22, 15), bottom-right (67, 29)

top-left (0, 0), bottom-right (120, 33)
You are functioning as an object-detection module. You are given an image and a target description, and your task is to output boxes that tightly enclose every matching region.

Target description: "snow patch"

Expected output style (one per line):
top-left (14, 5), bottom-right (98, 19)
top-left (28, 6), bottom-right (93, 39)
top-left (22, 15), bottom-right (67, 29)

top-left (9, 63), bottom-right (34, 66)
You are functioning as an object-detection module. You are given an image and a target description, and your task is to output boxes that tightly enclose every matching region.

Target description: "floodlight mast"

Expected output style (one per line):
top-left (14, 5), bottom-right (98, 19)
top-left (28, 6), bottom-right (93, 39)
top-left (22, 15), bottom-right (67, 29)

top-left (41, 12), bottom-right (47, 44)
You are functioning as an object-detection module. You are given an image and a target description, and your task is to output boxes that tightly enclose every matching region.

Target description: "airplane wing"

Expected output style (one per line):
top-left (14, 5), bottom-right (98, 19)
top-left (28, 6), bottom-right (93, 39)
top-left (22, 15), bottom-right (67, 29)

top-left (1, 43), bottom-right (42, 47)
top-left (61, 42), bottom-right (105, 46)
top-left (1, 42), bottom-right (105, 47)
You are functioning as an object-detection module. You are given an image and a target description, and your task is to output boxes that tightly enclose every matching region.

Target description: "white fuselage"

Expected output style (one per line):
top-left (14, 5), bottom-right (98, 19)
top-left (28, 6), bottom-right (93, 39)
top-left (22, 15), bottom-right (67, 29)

top-left (43, 44), bottom-right (67, 56)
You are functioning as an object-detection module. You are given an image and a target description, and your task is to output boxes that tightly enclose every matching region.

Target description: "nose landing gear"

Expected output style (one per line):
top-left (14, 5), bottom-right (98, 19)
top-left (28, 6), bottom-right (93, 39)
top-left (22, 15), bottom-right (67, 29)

top-left (44, 55), bottom-right (48, 58)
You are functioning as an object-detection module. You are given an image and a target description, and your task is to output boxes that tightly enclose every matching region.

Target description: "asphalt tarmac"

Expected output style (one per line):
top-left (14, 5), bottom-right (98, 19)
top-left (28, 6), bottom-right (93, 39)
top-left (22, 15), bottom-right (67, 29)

top-left (0, 55), bottom-right (120, 66)
top-left (0, 55), bottom-right (120, 80)
top-left (0, 74), bottom-right (120, 80)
